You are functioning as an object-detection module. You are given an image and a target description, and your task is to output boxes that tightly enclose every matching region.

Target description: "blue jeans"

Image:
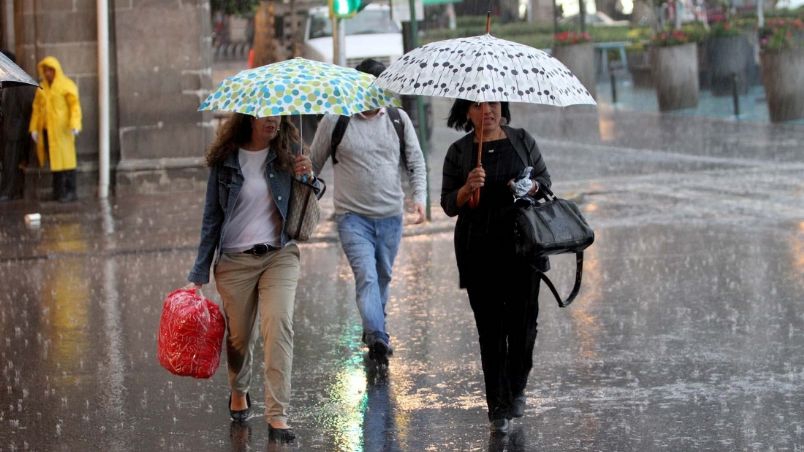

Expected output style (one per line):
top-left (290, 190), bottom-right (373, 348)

top-left (336, 212), bottom-right (403, 347)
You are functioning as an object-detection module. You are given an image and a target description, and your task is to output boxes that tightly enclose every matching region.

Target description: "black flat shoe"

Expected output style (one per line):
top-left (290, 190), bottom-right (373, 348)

top-left (490, 418), bottom-right (510, 435)
top-left (511, 394), bottom-right (526, 418)
top-left (229, 392), bottom-right (251, 423)
top-left (268, 425), bottom-right (296, 442)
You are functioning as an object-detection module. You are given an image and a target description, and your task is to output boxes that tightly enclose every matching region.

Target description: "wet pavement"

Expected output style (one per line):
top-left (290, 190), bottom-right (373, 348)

top-left (1, 93), bottom-right (804, 450)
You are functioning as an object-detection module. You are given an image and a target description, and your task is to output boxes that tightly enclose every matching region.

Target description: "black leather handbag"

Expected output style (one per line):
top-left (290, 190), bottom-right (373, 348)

top-left (512, 186), bottom-right (595, 307)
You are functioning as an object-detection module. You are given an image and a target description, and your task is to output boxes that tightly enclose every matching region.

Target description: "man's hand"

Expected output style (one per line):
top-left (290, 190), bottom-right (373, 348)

top-left (31, 131), bottom-right (38, 143)
top-left (413, 203), bottom-right (426, 224)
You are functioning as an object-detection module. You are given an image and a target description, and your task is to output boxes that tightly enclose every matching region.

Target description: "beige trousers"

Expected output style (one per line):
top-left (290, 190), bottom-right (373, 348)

top-left (213, 244), bottom-right (300, 424)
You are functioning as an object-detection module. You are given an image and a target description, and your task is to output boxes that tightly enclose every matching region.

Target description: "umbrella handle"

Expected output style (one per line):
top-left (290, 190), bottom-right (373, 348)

top-left (468, 121), bottom-right (484, 209)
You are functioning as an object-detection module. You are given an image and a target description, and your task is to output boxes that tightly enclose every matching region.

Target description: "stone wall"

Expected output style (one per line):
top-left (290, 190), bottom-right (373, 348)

top-left (113, 0), bottom-right (214, 194)
top-left (16, 0), bottom-right (213, 199)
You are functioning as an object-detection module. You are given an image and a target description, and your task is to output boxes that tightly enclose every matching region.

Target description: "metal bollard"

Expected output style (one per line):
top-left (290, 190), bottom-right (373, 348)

top-left (610, 71), bottom-right (617, 104)
top-left (609, 62), bottom-right (619, 104)
top-left (731, 73), bottom-right (740, 117)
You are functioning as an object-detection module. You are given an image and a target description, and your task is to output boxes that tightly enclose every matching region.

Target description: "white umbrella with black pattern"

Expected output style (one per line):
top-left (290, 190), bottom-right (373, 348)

top-left (0, 51), bottom-right (38, 88)
top-left (376, 32), bottom-right (595, 207)
top-left (375, 33), bottom-right (596, 107)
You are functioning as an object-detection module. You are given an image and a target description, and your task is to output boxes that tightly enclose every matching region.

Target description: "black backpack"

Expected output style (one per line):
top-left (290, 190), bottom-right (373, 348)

top-left (330, 107), bottom-right (411, 174)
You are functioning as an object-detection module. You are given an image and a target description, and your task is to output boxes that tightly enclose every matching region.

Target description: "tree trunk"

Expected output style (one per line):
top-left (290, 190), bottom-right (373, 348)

top-left (252, 1), bottom-right (276, 67)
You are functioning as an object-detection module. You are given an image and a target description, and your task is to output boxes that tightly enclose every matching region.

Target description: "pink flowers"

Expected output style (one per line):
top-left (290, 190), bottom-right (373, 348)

top-left (553, 31), bottom-right (592, 46)
top-left (759, 18), bottom-right (803, 51)
top-left (651, 30), bottom-right (690, 47)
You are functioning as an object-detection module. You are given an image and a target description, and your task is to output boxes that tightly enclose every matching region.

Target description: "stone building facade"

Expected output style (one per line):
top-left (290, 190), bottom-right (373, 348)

top-left (1, 0), bottom-right (214, 198)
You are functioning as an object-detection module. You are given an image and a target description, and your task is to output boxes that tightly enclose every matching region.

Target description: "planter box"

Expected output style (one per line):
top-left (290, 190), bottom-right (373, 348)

top-left (652, 43), bottom-right (699, 111)
top-left (552, 43), bottom-right (596, 99)
top-left (706, 34), bottom-right (752, 96)
top-left (626, 49), bottom-right (653, 87)
top-left (761, 48), bottom-right (804, 123)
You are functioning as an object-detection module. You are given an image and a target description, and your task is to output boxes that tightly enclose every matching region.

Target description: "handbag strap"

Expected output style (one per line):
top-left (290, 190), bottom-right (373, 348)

top-left (539, 252), bottom-right (584, 308)
top-left (294, 184), bottom-right (311, 239)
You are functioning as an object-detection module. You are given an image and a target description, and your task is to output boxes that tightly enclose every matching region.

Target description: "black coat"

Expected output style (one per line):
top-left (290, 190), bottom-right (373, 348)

top-left (440, 125), bottom-right (551, 288)
top-left (1, 86), bottom-right (35, 139)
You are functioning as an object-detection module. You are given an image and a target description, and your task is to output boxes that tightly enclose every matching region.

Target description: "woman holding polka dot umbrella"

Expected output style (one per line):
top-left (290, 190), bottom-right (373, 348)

top-left (376, 20), bottom-right (596, 435)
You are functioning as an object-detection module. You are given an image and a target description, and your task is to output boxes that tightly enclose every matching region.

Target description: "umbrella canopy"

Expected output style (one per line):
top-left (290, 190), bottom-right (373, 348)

top-left (0, 52), bottom-right (38, 88)
top-left (199, 57), bottom-right (400, 117)
top-left (375, 34), bottom-right (596, 107)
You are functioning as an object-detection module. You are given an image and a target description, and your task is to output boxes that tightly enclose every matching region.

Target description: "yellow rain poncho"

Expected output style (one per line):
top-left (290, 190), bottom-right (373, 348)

top-left (29, 56), bottom-right (82, 171)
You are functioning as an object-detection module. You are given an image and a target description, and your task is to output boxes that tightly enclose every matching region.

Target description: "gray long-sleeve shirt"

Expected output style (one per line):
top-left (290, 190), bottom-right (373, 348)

top-left (310, 108), bottom-right (427, 218)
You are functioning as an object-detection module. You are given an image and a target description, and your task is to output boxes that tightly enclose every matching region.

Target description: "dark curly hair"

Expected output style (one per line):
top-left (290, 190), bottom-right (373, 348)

top-left (446, 99), bottom-right (511, 132)
top-left (206, 113), bottom-right (300, 169)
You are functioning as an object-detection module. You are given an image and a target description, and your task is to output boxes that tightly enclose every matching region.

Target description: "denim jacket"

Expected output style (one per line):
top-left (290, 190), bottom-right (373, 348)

top-left (188, 150), bottom-right (297, 285)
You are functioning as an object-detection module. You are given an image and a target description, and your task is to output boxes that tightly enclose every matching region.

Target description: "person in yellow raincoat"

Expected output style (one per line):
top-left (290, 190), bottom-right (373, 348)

top-left (29, 56), bottom-right (82, 202)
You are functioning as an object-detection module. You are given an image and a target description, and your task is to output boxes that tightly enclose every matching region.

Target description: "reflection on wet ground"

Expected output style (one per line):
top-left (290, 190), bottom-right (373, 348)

top-left (1, 101), bottom-right (803, 450)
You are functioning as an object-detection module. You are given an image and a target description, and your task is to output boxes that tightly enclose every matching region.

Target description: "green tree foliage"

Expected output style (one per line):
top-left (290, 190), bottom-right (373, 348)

top-left (211, 0), bottom-right (259, 16)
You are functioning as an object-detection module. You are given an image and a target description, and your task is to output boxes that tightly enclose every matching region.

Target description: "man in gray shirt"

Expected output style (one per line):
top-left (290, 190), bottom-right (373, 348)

top-left (310, 58), bottom-right (427, 365)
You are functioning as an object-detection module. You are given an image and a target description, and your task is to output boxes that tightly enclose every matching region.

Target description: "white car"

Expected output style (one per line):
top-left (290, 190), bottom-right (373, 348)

top-left (302, 4), bottom-right (404, 68)
top-left (559, 11), bottom-right (629, 27)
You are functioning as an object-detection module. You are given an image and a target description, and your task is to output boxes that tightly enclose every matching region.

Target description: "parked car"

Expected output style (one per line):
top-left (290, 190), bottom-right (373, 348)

top-left (559, 11), bottom-right (629, 27)
top-left (300, 4), bottom-right (432, 145)
top-left (302, 4), bottom-right (404, 68)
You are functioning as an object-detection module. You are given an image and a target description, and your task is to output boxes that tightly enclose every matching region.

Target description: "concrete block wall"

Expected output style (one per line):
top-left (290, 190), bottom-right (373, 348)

top-left (16, 0), bottom-right (214, 198)
top-left (113, 0), bottom-right (214, 195)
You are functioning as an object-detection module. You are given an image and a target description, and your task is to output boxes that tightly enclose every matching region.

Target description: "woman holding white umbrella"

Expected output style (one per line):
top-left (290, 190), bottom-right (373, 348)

top-left (441, 99), bottom-right (551, 434)
top-left (375, 27), bottom-right (595, 434)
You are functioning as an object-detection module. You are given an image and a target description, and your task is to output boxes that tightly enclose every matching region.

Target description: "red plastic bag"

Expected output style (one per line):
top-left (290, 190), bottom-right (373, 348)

top-left (157, 288), bottom-right (225, 379)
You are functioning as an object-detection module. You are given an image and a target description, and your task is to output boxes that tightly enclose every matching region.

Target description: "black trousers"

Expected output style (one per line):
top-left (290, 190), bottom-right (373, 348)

top-left (51, 169), bottom-right (76, 200)
top-left (0, 139), bottom-right (26, 198)
top-left (466, 264), bottom-right (540, 420)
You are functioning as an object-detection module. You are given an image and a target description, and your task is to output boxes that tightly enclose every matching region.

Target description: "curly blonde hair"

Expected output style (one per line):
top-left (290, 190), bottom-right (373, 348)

top-left (206, 113), bottom-right (300, 169)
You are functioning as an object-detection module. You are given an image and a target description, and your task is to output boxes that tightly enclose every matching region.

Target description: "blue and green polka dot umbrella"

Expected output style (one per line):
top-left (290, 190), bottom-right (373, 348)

top-left (199, 57), bottom-right (400, 117)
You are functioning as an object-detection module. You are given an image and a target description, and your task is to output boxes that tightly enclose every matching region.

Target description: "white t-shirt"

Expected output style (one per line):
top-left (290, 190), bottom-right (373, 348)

top-left (220, 148), bottom-right (283, 252)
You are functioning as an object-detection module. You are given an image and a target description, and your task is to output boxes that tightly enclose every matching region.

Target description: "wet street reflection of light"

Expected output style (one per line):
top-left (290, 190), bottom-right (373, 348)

top-left (569, 236), bottom-right (602, 361)
top-left (317, 326), bottom-right (368, 451)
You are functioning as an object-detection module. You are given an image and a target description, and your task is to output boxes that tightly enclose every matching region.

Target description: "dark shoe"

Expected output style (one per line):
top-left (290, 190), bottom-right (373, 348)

top-left (511, 394), bottom-right (526, 418)
top-left (268, 425), bottom-right (296, 442)
top-left (364, 332), bottom-right (394, 356)
top-left (490, 418), bottom-right (510, 435)
top-left (368, 341), bottom-right (389, 365)
top-left (229, 393), bottom-right (251, 423)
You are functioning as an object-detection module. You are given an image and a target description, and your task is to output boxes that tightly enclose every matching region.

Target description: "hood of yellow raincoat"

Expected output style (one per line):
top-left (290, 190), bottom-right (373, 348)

top-left (37, 56), bottom-right (66, 86)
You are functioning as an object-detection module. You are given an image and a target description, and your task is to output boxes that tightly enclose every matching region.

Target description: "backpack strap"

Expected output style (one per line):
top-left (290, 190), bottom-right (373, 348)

top-left (330, 115), bottom-right (350, 165)
top-left (539, 252), bottom-right (584, 308)
top-left (385, 107), bottom-right (409, 173)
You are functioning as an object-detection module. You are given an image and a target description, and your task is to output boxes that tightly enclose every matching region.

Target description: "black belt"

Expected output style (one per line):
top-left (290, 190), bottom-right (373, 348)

top-left (242, 243), bottom-right (279, 256)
